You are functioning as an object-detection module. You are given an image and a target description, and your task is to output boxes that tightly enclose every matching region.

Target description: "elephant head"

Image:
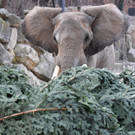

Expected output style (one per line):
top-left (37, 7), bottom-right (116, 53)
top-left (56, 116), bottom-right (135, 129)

top-left (22, 4), bottom-right (128, 78)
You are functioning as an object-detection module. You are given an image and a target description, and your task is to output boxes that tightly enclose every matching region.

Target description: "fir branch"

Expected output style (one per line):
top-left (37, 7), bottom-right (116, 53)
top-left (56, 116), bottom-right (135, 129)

top-left (67, 69), bottom-right (88, 82)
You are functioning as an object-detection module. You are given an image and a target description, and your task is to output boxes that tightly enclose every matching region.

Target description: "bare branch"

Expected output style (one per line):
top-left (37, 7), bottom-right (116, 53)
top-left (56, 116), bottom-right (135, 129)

top-left (0, 108), bottom-right (67, 121)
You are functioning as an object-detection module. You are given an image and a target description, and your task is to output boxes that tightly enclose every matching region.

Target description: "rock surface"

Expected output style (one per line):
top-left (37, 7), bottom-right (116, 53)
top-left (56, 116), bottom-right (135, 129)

top-left (7, 28), bottom-right (17, 51)
top-left (0, 18), bottom-right (11, 44)
top-left (0, 8), bottom-right (9, 19)
top-left (33, 52), bottom-right (55, 81)
top-left (14, 44), bottom-right (39, 70)
top-left (7, 13), bottom-right (22, 28)
top-left (15, 64), bottom-right (44, 85)
top-left (0, 43), bottom-right (12, 65)
top-left (113, 16), bottom-right (135, 72)
top-left (0, 8), bottom-right (55, 84)
top-left (115, 16), bottom-right (135, 63)
top-left (127, 48), bottom-right (135, 62)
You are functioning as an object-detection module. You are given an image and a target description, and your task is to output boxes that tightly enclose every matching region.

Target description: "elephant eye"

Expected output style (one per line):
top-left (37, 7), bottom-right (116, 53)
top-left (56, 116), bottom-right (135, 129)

top-left (84, 34), bottom-right (90, 43)
top-left (54, 36), bottom-right (57, 43)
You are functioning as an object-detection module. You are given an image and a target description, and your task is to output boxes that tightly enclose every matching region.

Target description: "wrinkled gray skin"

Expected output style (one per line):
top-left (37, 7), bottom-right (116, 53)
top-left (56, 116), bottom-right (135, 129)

top-left (22, 4), bottom-right (128, 73)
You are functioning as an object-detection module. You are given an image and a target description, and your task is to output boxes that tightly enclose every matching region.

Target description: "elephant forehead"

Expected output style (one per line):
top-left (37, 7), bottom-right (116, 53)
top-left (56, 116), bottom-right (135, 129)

top-left (54, 12), bottom-right (91, 24)
top-left (53, 12), bottom-right (93, 40)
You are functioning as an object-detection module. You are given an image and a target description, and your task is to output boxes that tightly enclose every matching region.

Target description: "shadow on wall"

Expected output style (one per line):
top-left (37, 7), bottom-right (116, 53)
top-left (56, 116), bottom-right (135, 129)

top-left (128, 8), bottom-right (135, 16)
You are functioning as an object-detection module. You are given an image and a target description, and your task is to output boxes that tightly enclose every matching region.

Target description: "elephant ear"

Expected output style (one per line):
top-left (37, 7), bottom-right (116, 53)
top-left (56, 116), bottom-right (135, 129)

top-left (82, 4), bottom-right (128, 55)
top-left (22, 6), bottom-right (61, 54)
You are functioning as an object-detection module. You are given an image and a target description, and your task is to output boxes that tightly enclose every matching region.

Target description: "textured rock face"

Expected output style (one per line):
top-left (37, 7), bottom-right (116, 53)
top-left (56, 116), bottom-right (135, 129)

top-left (7, 28), bottom-right (17, 51)
top-left (33, 52), bottom-right (55, 81)
top-left (115, 16), bottom-right (135, 58)
top-left (0, 8), bottom-right (9, 19)
top-left (0, 43), bottom-right (12, 65)
top-left (7, 13), bottom-right (22, 28)
top-left (0, 9), bottom-right (55, 84)
top-left (127, 48), bottom-right (135, 62)
top-left (0, 18), bottom-right (11, 44)
top-left (14, 44), bottom-right (40, 70)
top-left (127, 17), bottom-right (135, 49)
top-left (114, 16), bottom-right (135, 72)
top-left (15, 64), bottom-right (44, 85)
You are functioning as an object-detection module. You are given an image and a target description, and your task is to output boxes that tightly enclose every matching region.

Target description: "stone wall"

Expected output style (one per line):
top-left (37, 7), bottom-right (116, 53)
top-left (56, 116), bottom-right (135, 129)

top-left (0, 8), bottom-right (55, 85)
top-left (114, 15), bottom-right (135, 72)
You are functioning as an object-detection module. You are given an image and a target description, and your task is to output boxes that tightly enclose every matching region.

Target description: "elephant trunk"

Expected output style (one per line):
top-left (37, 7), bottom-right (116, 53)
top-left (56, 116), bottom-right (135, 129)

top-left (56, 40), bottom-right (87, 72)
top-left (60, 57), bottom-right (74, 72)
top-left (52, 39), bottom-right (88, 79)
top-left (56, 40), bottom-right (75, 72)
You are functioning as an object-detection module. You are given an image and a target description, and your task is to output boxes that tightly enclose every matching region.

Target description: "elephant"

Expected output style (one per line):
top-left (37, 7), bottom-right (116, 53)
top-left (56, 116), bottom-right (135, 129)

top-left (22, 4), bottom-right (128, 78)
